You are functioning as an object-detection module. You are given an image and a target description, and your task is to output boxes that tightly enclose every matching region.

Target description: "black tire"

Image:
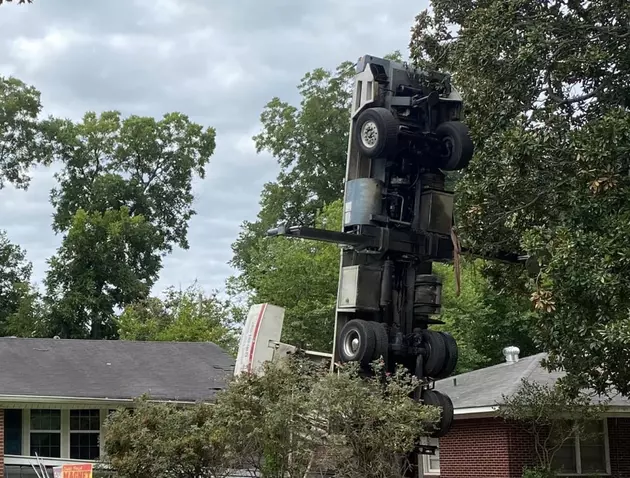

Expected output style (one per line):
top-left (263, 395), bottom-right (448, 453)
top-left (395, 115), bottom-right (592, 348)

top-left (422, 330), bottom-right (447, 378)
top-left (337, 319), bottom-right (376, 365)
top-left (367, 321), bottom-right (389, 362)
top-left (355, 107), bottom-right (399, 158)
top-left (435, 121), bottom-right (474, 171)
top-left (434, 332), bottom-right (458, 380)
top-left (421, 389), bottom-right (455, 438)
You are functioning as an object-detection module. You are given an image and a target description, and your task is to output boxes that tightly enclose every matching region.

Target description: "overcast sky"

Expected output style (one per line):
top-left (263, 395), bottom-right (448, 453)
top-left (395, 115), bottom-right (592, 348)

top-left (0, 0), bottom-right (426, 297)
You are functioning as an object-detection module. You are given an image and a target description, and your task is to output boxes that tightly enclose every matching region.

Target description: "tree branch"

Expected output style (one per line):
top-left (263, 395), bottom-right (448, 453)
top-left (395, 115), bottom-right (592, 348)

top-left (546, 87), bottom-right (601, 105)
top-left (488, 178), bottom-right (572, 228)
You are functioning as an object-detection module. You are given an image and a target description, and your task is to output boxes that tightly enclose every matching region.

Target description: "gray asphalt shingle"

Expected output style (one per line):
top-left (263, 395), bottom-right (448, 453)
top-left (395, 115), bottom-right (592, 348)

top-left (434, 352), bottom-right (629, 409)
top-left (0, 337), bottom-right (235, 402)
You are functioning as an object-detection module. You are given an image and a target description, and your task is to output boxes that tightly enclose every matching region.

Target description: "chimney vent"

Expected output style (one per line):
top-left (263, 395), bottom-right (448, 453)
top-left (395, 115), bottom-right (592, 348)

top-left (503, 346), bottom-right (520, 363)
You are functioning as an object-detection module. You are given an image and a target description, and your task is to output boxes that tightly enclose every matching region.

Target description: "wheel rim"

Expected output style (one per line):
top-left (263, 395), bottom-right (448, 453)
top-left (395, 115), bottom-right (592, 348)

top-left (343, 329), bottom-right (361, 358)
top-left (360, 120), bottom-right (378, 149)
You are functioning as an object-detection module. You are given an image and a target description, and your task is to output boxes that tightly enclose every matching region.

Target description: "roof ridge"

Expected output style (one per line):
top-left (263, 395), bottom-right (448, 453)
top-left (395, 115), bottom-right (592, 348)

top-left (434, 351), bottom-right (547, 385)
top-left (503, 353), bottom-right (546, 400)
top-left (0, 337), bottom-right (223, 346)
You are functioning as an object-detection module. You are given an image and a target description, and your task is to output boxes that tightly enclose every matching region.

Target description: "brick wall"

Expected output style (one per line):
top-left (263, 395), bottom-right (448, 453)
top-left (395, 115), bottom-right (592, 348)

top-left (435, 417), bottom-right (538, 478)
top-left (1, 408), bottom-right (4, 478)
top-left (506, 420), bottom-right (537, 478)
top-left (437, 417), bottom-right (534, 478)
top-left (437, 416), bottom-right (630, 478)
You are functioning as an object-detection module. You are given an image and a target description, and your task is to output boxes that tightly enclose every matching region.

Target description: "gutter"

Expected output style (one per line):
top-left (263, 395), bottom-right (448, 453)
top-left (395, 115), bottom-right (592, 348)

top-left (0, 394), bottom-right (198, 407)
top-left (453, 405), bottom-right (630, 419)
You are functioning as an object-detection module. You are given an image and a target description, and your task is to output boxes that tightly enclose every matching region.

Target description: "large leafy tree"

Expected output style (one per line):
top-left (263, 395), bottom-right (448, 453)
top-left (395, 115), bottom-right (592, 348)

top-left (410, 0), bottom-right (630, 394)
top-left (44, 207), bottom-right (163, 338)
top-left (117, 283), bottom-right (240, 356)
top-left (42, 111), bottom-right (216, 338)
top-left (0, 76), bottom-right (53, 337)
top-left (0, 76), bottom-right (50, 190)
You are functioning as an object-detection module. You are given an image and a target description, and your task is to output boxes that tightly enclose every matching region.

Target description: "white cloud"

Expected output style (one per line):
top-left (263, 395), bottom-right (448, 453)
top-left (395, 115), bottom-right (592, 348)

top-left (10, 28), bottom-right (89, 73)
top-left (0, 0), bottom-right (429, 294)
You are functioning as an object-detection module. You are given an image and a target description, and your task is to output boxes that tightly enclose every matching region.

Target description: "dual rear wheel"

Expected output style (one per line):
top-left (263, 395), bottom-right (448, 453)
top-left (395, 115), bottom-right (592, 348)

top-left (337, 319), bottom-right (388, 365)
top-left (336, 320), bottom-right (458, 379)
top-left (337, 320), bottom-right (457, 437)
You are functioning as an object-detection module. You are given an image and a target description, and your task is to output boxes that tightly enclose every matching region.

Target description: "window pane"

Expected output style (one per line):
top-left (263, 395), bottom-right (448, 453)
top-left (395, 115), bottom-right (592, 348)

top-left (421, 437), bottom-right (440, 473)
top-left (4, 409), bottom-right (23, 455)
top-left (581, 445), bottom-right (607, 473)
top-left (30, 410), bottom-right (61, 431)
top-left (30, 432), bottom-right (61, 458)
top-left (70, 410), bottom-right (100, 431)
top-left (551, 441), bottom-right (577, 474)
top-left (70, 433), bottom-right (100, 460)
top-left (580, 421), bottom-right (607, 473)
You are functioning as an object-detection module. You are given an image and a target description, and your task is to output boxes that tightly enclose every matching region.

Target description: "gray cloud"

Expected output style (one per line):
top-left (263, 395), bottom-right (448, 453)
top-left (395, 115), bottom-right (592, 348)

top-left (0, 0), bottom-right (428, 297)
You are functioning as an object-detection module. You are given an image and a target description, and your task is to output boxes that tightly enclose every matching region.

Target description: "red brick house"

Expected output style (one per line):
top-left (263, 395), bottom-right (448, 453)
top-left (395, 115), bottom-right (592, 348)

top-left (422, 349), bottom-right (630, 478)
top-left (0, 337), bottom-right (235, 478)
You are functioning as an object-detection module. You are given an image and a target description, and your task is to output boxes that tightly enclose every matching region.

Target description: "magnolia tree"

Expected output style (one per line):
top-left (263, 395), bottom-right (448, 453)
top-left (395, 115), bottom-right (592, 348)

top-left (103, 355), bottom-right (440, 478)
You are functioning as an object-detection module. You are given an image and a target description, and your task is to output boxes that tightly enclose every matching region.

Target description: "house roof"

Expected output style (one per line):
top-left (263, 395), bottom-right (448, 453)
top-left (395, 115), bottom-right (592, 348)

top-left (434, 352), bottom-right (630, 411)
top-left (0, 337), bottom-right (235, 402)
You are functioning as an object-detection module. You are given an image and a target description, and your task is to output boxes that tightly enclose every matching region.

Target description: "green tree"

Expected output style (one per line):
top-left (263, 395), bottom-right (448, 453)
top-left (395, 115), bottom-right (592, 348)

top-left (2, 282), bottom-right (48, 338)
top-left (229, 200), bottom-right (342, 352)
top-left (498, 380), bottom-right (606, 477)
top-left (410, 0), bottom-right (630, 395)
top-left (0, 76), bottom-right (50, 190)
top-left (0, 231), bottom-right (32, 334)
top-left (434, 260), bottom-right (539, 372)
top-left (44, 207), bottom-right (163, 339)
top-left (117, 283), bottom-right (240, 356)
top-left (0, 76), bottom-right (53, 337)
top-left (103, 355), bottom-right (440, 478)
top-left (42, 111), bottom-right (216, 338)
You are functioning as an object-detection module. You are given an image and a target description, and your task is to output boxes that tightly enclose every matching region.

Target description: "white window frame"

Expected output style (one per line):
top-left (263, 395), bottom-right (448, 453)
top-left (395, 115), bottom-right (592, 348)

top-left (9, 407), bottom-right (109, 464)
top-left (69, 409), bottom-right (102, 461)
top-left (29, 409), bottom-right (62, 459)
top-left (418, 437), bottom-right (440, 476)
top-left (554, 419), bottom-right (611, 477)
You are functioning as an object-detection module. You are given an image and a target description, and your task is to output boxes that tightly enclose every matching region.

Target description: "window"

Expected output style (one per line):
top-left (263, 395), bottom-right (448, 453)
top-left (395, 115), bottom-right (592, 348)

top-left (70, 410), bottom-right (101, 460)
top-left (30, 409), bottom-right (61, 458)
top-left (551, 420), bottom-right (609, 475)
top-left (420, 437), bottom-right (440, 475)
top-left (4, 409), bottom-right (22, 455)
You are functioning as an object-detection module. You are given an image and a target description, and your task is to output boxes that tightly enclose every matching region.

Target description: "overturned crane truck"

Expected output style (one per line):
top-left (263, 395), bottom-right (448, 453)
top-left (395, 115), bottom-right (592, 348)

top-left (265, 54), bottom-right (478, 476)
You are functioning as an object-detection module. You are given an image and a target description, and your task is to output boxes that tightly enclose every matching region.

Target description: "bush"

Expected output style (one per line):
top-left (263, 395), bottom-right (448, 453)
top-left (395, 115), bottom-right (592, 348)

top-left (103, 355), bottom-right (441, 478)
